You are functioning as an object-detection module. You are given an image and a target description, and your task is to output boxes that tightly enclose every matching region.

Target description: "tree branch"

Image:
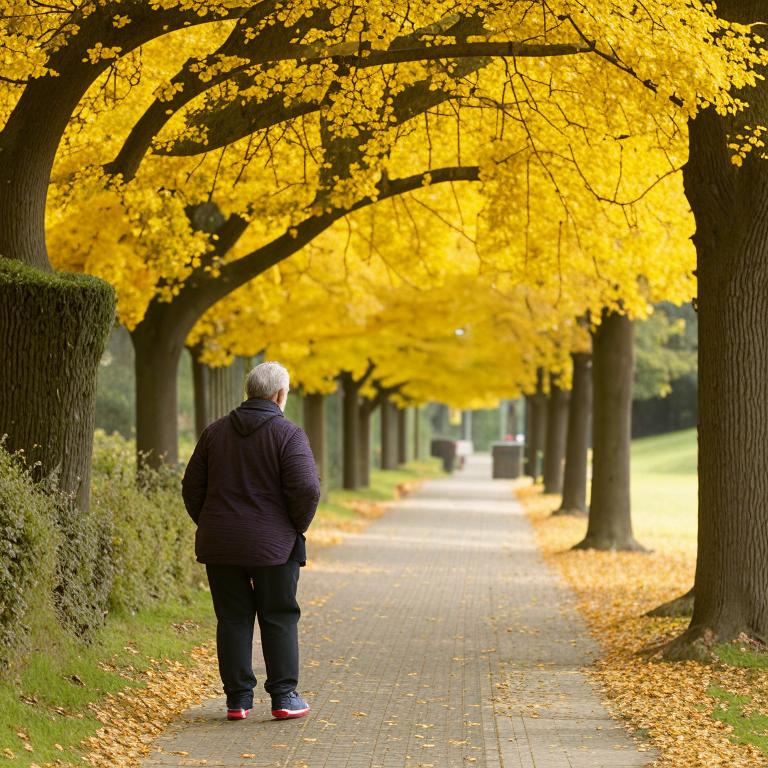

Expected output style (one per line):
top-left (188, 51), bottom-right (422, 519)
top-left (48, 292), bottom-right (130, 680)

top-left (175, 165), bottom-right (480, 326)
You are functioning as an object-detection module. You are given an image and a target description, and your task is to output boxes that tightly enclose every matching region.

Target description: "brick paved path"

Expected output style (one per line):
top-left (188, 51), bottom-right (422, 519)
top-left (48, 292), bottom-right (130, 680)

top-left (144, 456), bottom-right (656, 768)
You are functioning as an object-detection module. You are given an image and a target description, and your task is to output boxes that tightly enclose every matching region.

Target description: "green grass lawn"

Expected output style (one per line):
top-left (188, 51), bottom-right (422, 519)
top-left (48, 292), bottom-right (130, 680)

top-left (0, 590), bottom-right (215, 767)
top-left (317, 459), bottom-right (444, 521)
top-left (630, 428), bottom-right (768, 754)
top-left (630, 427), bottom-right (697, 549)
top-left (0, 458), bottom-right (442, 766)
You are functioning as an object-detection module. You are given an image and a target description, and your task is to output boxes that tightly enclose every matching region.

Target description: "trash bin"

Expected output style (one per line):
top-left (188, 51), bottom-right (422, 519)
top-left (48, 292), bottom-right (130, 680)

top-left (430, 438), bottom-right (457, 473)
top-left (491, 441), bottom-right (524, 479)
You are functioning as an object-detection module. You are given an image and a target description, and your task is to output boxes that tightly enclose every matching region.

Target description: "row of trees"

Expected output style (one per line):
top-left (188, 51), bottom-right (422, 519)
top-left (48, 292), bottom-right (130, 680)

top-left (1, 1), bottom-right (767, 658)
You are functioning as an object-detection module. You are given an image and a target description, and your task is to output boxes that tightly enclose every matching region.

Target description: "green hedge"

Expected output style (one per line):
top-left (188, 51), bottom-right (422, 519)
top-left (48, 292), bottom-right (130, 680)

top-left (0, 431), bottom-right (200, 671)
top-left (0, 445), bottom-right (58, 669)
top-left (92, 432), bottom-right (198, 614)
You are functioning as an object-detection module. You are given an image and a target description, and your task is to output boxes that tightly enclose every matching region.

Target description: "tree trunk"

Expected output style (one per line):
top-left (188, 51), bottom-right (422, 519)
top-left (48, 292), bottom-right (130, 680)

top-left (341, 373), bottom-right (361, 490)
top-left (648, 587), bottom-right (695, 619)
top-left (190, 355), bottom-right (244, 435)
top-left (432, 404), bottom-right (450, 435)
top-left (381, 398), bottom-right (399, 470)
top-left (191, 352), bottom-right (208, 440)
top-left (525, 369), bottom-right (547, 480)
top-left (0, 56), bottom-right (118, 510)
top-left (397, 408), bottom-right (408, 465)
top-left (664, 11), bottom-right (768, 653)
top-left (574, 312), bottom-right (643, 551)
top-left (0, 263), bottom-right (114, 511)
top-left (413, 406), bottom-right (421, 460)
top-left (131, 321), bottom-right (186, 469)
top-left (461, 410), bottom-right (473, 441)
top-left (303, 393), bottom-right (326, 497)
top-left (358, 399), bottom-right (373, 488)
top-left (555, 351), bottom-right (593, 516)
top-left (209, 361), bottom-right (243, 420)
top-left (543, 376), bottom-right (570, 494)
top-left (506, 400), bottom-right (519, 439)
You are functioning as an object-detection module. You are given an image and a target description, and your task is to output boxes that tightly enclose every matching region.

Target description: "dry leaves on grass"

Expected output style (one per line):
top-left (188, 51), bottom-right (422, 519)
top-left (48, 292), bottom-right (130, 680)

top-left (309, 503), bottom-right (383, 548)
top-left (60, 645), bottom-right (220, 768)
top-left (309, 480), bottom-right (422, 549)
top-left (518, 485), bottom-right (768, 768)
top-left (50, 478), bottom-right (424, 767)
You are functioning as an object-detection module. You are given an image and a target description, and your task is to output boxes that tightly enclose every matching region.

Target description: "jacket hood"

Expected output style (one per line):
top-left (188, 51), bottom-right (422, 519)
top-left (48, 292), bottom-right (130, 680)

top-left (229, 398), bottom-right (283, 436)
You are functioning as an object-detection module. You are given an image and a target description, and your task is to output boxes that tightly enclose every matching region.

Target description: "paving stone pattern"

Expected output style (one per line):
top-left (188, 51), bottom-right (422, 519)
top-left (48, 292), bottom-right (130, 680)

top-left (143, 455), bottom-right (656, 768)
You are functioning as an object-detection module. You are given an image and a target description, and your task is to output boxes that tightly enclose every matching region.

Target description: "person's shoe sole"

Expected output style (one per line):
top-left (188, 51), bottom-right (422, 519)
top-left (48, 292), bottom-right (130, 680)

top-left (227, 708), bottom-right (251, 720)
top-left (271, 706), bottom-right (310, 720)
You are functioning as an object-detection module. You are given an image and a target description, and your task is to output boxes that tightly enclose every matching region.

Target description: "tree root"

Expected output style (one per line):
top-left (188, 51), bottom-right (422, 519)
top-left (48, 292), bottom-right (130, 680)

top-left (659, 627), bottom-right (719, 662)
top-left (572, 534), bottom-right (649, 553)
top-left (551, 506), bottom-right (588, 518)
top-left (651, 627), bottom-right (768, 663)
top-left (646, 587), bottom-right (695, 618)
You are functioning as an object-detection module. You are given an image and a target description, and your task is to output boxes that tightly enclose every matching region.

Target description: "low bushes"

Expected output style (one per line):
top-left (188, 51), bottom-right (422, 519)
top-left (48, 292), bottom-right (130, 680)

top-left (0, 446), bottom-right (58, 669)
top-left (92, 432), bottom-right (198, 614)
top-left (0, 431), bottom-right (201, 672)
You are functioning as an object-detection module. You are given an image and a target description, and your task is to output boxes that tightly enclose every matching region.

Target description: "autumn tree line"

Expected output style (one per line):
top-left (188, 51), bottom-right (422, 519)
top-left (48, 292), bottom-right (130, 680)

top-left (1, 1), bottom-right (767, 661)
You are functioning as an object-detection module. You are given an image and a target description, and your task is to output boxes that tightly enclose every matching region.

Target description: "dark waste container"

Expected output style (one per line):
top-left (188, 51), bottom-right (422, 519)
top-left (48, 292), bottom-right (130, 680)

top-left (430, 438), bottom-right (457, 473)
top-left (491, 441), bottom-right (524, 479)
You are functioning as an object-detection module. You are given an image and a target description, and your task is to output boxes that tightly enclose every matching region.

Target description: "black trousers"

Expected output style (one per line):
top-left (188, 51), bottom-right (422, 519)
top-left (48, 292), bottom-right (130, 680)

top-left (205, 561), bottom-right (300, 709)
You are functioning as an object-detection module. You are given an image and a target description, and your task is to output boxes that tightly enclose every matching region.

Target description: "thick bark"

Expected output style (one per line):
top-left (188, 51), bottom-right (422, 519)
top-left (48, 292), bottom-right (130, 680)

top-left (0, 54), bottom-right (117, 270)
top-left (665, 4), bottom-right (768, 654)
top-left (380, 398), bottom-right (399, 470)
top-left (525, 370), bottom-right (547, 481)
top-left (0, 263), bottom-right (114, 511)
top-left (131, 320), bottom-right (184, 469)
top-left (397, 408), bottom-right (408, 465)
top-left (358, 400), bottom-right (373, 488)
top-left (554, 352), bottom-right (593, 516)
top-left (191, 352), bottom-right (208, 441)
top-left (341, 373), bottom-right (361, 490)
top-left (303, 393), bottom-right (326, 496)
top-left (543, 376), bottom-right (570, 494)
top-left (648, 588), bottom-right (695, 618)
top-left (574, 312), bottom-right (643, 551)
top-left (190, 352), bottom-right (246, 438)
top-left (413, 406), bottom-right (421, 460)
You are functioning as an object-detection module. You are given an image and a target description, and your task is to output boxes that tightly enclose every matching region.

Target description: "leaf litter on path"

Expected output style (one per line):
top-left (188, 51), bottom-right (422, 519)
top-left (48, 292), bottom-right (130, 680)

top-left (518, 484), bottom-right (768, 768)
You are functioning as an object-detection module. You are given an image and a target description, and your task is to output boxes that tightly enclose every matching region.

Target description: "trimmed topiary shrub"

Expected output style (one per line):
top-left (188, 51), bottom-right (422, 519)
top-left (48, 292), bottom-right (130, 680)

top-left (0, 444), bottom-right (58, 669)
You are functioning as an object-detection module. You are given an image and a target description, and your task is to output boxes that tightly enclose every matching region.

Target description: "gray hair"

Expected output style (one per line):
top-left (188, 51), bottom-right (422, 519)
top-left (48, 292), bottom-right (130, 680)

top-left (246, 362), bottom-right (290, 400)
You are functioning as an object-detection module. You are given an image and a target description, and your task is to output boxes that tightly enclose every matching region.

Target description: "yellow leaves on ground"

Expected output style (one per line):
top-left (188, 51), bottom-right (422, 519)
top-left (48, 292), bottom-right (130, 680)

top-left (78, 645), bottom-right (220, 768)
top-left (519, 485), bottom-right (768, 768)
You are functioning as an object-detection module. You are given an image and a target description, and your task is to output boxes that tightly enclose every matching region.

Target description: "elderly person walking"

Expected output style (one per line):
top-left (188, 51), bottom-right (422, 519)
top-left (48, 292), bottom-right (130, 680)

top-left (182, 362), bottom-right (321, 721)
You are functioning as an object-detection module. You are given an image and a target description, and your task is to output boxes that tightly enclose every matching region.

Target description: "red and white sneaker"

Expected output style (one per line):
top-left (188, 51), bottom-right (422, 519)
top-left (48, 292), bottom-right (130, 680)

top-left (226, 707), bottom-right (251, 721)
top-left (271, 692), bottom-right (310, 720)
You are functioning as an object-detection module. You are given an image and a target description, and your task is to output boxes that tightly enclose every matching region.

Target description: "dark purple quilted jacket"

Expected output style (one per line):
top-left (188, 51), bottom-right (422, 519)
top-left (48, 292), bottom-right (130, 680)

top-left (181, 399), bottom-right (321, 567)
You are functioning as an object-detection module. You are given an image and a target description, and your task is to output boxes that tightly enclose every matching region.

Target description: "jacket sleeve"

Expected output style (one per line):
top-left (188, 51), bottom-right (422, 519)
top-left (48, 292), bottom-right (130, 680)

top-left (280, 427), bottom-right (321, 533)
top-left (181, 430), bottom-right (209, 525)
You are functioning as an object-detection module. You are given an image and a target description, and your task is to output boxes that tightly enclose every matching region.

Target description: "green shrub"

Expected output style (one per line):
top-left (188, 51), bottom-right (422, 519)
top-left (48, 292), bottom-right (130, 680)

top-left (0, 445), bottom-right (58, 669)
top-left (91, 431), bottom-right (200, 614)
top-left (0, 432), bottom-right (200, 670)
top-left (51, 495), bottom-right (113, 639)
